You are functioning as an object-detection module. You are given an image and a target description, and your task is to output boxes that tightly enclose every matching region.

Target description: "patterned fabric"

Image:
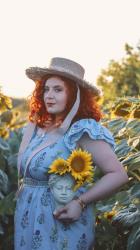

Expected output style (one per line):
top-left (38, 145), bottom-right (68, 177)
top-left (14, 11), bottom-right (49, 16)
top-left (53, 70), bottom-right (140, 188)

top-left (64, 119), bottom-right (115, 152)
top-left (14, 118), bottom-right (115, 250)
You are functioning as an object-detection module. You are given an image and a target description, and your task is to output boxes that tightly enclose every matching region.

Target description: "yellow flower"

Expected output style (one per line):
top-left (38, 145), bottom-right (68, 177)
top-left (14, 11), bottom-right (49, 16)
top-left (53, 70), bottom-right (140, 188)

top-left (48, 158), bottom-right (68, 175)
top-left (103, 210), bottom-right (117, 220)
top-left (83, 173), bottom-right (94, 183)
top-left (73, 179), bottom-right (84, 191)
top-left (48, 149), bottom-right (94, 190)
top-left (73, 173), bottom-right (94, 191)
top-left (67, 149), bottom-right (93, 180)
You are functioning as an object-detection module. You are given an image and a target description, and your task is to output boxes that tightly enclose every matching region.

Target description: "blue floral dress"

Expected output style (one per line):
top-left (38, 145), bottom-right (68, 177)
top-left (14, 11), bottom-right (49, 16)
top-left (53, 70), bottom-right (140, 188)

top-left (14, 119), bottom-right (115, 250)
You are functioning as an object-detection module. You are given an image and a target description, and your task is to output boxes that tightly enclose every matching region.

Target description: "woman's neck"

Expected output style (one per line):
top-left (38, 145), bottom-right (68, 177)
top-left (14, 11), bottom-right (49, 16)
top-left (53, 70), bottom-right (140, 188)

top-left (54, 112), bottom-right (66, 126)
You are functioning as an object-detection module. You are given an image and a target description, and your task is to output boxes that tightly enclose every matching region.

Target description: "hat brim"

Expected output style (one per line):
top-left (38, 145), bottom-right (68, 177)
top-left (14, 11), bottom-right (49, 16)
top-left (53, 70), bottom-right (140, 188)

top-left (26, 67), bottom-right (102, 96)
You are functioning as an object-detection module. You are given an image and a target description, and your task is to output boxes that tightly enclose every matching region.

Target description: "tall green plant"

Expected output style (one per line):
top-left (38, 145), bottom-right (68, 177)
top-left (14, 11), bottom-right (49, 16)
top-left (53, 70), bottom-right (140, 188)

top-left (95, 96), bottom-right (140, 250)
top-left (97, 44), bottom-right (140, 104)
top-left (0, 91), bottom-right (26, 250)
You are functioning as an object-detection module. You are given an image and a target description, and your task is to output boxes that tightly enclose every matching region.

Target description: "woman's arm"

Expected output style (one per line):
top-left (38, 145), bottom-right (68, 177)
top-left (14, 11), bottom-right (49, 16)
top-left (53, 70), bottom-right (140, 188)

top-left (78, 134), bottom-right (129, 205)
top-left (54, 134), bottom-right (129, 221)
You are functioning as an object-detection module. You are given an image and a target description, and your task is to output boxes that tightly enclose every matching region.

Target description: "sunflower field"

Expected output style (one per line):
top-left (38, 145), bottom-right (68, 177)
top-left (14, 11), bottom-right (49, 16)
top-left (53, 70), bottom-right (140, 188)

top-left (0, 90), bottom-right (140, 250)
top-left (94, 96), bottom-right (140, 250)
top-left (0, 92), bottom-right (26, 250)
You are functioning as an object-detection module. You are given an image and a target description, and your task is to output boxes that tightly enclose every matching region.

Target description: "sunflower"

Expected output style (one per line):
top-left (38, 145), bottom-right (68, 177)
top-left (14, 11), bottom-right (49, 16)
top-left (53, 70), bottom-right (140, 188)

top-left (48, 158), bottom-right (69, 175)
top-left (73, 179), bottom-right (84, 191)
top-left (83, 172), bottom-right (94, 183)
top-left (72, 173), bottom-right (94, 191)
top-left (67, 149), bottom-right (93, 180)
top-left (103, 210), bottom-right (117, 220)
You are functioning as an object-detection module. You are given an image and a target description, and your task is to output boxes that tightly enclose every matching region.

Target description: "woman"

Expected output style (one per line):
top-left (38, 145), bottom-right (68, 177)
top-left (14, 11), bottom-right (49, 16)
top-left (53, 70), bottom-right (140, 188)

top-left (14, 57), bottom-right (128, 250)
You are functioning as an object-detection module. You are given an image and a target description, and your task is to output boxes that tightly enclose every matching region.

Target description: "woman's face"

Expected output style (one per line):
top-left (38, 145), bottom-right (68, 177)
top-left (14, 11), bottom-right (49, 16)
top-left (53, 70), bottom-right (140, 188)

top-left (44, 76), bottom-right (68, 116)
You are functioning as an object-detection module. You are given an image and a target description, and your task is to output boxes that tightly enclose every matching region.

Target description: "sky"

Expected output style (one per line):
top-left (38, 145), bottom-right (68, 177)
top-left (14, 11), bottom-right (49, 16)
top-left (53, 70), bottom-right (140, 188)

top-left (0, 0), bottom-right (140, 98)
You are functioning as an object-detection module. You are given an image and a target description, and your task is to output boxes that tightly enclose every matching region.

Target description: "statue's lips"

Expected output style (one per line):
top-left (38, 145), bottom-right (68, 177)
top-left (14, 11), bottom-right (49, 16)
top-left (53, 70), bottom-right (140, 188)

top-left (60, 196), bottom-right (68, 200)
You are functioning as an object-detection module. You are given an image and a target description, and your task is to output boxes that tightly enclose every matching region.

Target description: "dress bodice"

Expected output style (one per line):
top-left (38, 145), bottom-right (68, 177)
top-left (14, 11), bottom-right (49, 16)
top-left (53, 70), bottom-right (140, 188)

top-left (20, 118), bottom-right (116, 181)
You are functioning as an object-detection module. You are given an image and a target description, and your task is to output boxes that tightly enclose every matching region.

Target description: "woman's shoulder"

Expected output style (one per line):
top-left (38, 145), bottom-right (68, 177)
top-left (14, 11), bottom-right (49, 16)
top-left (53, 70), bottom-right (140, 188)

top-left (67, 118), bottom-right (108, 135)
top-left (70, 118), bottom-right (101, 130)
top-left (64, 118), bottom-right (116, 151)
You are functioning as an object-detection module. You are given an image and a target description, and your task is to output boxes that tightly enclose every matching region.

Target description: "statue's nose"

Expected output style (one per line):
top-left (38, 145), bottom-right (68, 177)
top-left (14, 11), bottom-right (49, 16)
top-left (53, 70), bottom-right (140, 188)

top-left (61, 187), bottom-right (67, 194)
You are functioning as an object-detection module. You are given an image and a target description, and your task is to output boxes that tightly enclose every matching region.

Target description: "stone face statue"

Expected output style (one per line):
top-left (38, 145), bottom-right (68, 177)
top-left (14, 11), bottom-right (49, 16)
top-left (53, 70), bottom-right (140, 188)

top-left (48, 173), bottom-right (76, 210)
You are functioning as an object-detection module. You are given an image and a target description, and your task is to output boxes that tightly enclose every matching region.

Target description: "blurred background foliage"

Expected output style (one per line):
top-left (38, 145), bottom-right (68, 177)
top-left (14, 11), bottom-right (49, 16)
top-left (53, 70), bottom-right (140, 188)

top-left (97, 43), bottom-right (140, 105)
top-left (0, 43), bottom-right (140, 250)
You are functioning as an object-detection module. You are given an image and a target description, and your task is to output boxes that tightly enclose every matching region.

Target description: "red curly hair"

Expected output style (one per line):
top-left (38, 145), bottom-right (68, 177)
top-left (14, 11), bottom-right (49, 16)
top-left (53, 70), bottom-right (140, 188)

top-left (28, 75), bottom-right (103, 127)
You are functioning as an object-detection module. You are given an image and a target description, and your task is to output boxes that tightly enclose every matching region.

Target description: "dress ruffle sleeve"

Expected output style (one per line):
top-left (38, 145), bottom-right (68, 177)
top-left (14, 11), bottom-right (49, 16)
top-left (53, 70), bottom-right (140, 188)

top-left (64, 118), bottom-right (116, 151)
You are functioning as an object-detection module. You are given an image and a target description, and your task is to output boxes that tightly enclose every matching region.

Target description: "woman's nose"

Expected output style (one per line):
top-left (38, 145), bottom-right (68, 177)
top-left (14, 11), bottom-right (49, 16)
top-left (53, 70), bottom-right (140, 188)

top-left (45, 90), bottom-right (54, 98)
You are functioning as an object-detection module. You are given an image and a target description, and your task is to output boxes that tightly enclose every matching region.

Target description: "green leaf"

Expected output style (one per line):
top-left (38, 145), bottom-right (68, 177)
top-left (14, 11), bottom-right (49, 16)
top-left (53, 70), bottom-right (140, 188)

top-left (130, 183), bottom-right (140, 198)
top-left (0, 224), bottom-right (4, 235)
top-left (0, 169), bottom-right (9, 194)
top-left (107, 118), bottom-right (127, 135)
top-left (96, 202), bottom-right (115, 212)
top-left (122, 153), bottom-right (140, 170)
top-left (126, 119), bottom-right (140, 137)
top-left (127, 223), bottom-right (140, 250)
top-left (128, 137), bottom-right (140, 150)
top-left (126, 119), bottom-right (140, 129)
top-left (115, 191), bottom-right (130, 205)
top-left (0, 192), bottom-right (16, 215)
top-left (7, 133), bottom-right (22, 154)
top-left (7, 154), bottom-right (18, 169)
top-left (0, 152), bottom-right (7, 171)
top-left (115, 139), bottom-right (132, 157)
top-left (0, 137), bottom-right (10, 153)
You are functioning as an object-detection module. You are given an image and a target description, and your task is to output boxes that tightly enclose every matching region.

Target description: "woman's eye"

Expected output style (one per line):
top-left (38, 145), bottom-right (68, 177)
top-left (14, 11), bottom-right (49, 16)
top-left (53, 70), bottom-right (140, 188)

top-left (44, 88), bottom-right (62, 92)
top-left (44, 88), bottom-right (49, 92)
top-left (55, 89), bottom-right (62, 92)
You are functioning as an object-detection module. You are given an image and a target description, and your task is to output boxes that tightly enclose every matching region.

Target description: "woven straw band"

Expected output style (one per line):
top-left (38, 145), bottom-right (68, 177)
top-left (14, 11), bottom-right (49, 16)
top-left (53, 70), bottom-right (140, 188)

top-left (23, 177), bottom-right (49, 187)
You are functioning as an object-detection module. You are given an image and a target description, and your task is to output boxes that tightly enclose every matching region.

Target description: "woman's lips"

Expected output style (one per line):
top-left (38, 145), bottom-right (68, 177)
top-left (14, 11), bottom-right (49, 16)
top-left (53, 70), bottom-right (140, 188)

top-left (47, 103), bottom-right (55, 106)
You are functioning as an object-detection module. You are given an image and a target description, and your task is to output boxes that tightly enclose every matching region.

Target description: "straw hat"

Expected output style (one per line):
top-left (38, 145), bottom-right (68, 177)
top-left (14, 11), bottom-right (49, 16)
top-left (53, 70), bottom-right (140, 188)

top-left (26, 57), bottom-right (102, 96)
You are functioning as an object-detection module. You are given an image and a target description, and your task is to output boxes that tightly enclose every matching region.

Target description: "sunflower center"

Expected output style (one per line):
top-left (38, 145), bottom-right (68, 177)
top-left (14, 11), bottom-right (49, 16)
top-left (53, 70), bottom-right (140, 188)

top-left (71, 157), bottom-right (85, 172)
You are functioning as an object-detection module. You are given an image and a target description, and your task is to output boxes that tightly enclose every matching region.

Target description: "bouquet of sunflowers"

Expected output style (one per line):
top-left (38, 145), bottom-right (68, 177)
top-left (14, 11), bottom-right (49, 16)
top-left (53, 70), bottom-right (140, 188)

top-left (48, 148), bottom-right (94, 191)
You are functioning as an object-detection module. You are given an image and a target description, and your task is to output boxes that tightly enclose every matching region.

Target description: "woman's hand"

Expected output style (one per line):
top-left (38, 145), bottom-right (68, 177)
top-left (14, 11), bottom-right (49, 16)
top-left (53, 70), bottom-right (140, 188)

top-left (53, 199), bottom-right (82, 223)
